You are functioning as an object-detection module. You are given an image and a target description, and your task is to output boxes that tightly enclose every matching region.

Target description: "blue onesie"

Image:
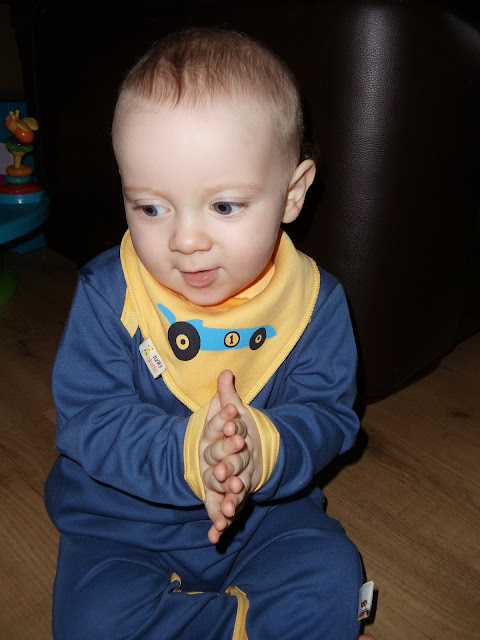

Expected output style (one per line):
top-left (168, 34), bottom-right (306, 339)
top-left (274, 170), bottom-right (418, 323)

top-left (45, 230), bottom-right (363, 639)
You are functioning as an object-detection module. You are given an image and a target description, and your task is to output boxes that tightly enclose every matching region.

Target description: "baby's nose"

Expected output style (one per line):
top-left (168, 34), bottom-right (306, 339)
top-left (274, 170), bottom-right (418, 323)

top-left (168, 213), bottom-right (212, 254)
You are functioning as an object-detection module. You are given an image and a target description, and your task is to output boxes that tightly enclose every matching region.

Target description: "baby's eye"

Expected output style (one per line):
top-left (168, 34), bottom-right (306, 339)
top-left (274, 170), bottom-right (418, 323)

top-left (140, 204), bottom-right (166, 217)
top-left (212, 202), bottom-right (243, 216)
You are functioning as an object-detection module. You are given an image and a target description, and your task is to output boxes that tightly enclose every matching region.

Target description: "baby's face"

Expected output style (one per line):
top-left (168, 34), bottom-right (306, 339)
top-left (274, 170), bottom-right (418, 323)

top-left (115, 98), bottom-right (292, 306)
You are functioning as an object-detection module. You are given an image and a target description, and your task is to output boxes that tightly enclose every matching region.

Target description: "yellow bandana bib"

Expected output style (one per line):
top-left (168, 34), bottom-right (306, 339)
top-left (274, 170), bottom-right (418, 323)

top-left (120, 230), bottom-right (319, 411)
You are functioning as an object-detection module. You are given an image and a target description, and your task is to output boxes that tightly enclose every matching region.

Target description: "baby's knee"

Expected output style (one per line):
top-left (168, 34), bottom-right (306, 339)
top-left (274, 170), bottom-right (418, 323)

top-left (243, 528), bottom-right (363, 638)
top-left (53, 578), bottom-right (117, 639)
top-left (52, 547), bottom-right (171, 640)
top-left (53, 562), bottom-right (145, 639)
top-left (298, 531), bottom-right (363, 637)
top-left (324, 528), bottom-right (363, 584)
top-left (296, 528), bottom-right (362, 596)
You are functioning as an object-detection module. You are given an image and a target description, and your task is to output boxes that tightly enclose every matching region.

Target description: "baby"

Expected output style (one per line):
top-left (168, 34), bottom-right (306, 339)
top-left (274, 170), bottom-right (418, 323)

top-left (45, 27), bottom-right (372, 639)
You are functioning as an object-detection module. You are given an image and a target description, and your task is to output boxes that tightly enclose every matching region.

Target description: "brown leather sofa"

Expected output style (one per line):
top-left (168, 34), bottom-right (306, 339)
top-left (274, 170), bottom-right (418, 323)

top-left (10, 0), bottom-right (480, 402)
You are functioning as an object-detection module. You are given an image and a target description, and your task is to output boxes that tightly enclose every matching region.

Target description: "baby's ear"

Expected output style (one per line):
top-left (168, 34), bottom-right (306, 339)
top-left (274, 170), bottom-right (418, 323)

top-left (282, 159), bottom-right (316, 224)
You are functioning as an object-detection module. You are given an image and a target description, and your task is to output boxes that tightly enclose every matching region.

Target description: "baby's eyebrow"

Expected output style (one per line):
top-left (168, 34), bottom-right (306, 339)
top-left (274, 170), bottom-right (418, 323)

top-left (123, 184), bottom-right (263, 197)
top-left (211, 183), bottom-right (262, 192)
top-left (123, 187), bottom-right (162, 196)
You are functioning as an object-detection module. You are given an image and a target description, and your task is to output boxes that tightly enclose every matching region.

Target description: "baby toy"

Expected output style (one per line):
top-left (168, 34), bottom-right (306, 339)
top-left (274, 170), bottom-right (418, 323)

top-left (0, 109), bottom-right (43, 201)
top-left (0, 109), bottom-right (49, 305)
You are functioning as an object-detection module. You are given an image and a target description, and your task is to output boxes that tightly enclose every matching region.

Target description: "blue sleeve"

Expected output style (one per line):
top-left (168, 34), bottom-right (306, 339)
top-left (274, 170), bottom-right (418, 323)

top-left (253, 273), bottom-right (360, 502)
top-left (52, 263), bottom-right (200, 507)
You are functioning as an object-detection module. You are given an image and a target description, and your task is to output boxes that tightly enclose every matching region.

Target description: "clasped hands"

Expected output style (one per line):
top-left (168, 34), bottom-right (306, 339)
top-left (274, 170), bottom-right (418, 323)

top-left (199, 369), bottom-right (262, 544)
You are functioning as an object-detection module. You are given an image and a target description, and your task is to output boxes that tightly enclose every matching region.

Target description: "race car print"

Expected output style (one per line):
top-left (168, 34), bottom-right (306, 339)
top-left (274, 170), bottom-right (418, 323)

top-left (158, 303), bottom-right (277, 361)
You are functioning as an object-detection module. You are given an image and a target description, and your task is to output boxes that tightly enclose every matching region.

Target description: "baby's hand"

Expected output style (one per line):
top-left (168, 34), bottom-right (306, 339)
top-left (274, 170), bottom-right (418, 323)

top-left (200, 392), bottom-right (247, 490)
top-left (202, 370), bottom-right (263, 543)
top-left (200, 394), bottom-right (248, 543)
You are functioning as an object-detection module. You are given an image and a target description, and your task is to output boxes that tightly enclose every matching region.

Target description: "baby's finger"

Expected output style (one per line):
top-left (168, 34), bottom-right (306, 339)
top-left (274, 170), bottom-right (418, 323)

top-left (204, 433), bottom-right (245, 467)
top-left (206, 391), bottom-right (221, 422)
top-left (203, 466), bottom-right (244, 494)
top-left (204, 488), bottom-right (234, 544)
top-left (220, 491), bottom-right (247, 519)
top-left (222, 412), bottom-right (248, 438)
top-left (213, 448), bottom-right (250, 482)
top-left (208, 520), bottom-right (231, 544)
top-left (204, 489), bottom-right (229, 529)
top-left (203, 403), bottom-right (239, 443)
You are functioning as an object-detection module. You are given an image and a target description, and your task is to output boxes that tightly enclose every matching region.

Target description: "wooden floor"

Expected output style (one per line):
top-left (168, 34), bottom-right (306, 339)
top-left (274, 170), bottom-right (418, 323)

top-left (0, 247), bottom-right (479, 639)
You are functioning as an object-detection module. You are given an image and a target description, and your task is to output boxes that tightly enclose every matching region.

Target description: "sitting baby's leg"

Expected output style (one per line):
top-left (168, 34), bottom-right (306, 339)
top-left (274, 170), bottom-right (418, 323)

top-left (224, 490), bottom-right (363, 640)
top-left (52, 534), bottom-right (244, 639)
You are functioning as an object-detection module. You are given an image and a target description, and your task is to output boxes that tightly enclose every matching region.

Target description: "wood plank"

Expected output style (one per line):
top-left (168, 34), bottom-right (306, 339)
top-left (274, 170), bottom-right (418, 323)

top-left (0, 248), bottom-right (74, 639)
top-left (0, 450), bottom-right (59, 640)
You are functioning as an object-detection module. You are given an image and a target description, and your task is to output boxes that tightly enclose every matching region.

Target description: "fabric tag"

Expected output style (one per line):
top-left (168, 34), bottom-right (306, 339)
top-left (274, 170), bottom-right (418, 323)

top-left (358, 580), bottom-right (374, 621)
top-left (139, 338), bottom-right (166, 378)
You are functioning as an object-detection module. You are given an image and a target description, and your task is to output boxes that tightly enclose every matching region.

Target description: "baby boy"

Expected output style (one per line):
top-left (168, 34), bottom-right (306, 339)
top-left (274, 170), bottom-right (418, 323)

top-left (45, 27), bottom-right (367, 639)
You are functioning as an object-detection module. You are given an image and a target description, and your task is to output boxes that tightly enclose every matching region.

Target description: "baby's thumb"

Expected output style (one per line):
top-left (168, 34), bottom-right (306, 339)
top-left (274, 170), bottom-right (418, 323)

top-left (217, 369), bottom-right (241, 409)
top-left (206, 391), bottom-right (221, 421)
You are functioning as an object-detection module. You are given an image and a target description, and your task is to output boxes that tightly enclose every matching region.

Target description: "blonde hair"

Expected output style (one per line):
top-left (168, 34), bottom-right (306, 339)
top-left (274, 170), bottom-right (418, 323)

top-left (112, 27), bottom-right (305, 171)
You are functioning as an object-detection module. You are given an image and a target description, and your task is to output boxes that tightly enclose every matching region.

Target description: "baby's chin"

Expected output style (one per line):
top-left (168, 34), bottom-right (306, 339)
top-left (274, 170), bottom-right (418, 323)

top-left (160, 282), bottom-right (233, 308)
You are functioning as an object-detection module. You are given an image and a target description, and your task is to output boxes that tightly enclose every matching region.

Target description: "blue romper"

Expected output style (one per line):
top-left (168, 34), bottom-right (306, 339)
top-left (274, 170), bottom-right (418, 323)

top-left (45, 231), bottom-right (363, 639)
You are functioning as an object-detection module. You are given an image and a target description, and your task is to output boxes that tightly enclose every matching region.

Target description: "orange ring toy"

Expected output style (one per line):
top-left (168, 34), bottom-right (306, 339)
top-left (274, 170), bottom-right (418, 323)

top-left (6, 165), bottom-right (34, 177)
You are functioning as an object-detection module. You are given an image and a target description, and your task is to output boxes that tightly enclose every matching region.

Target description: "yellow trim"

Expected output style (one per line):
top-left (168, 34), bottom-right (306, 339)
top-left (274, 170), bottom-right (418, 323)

top-left (243, 253), bottom-right (320, 404)
top-left (120, 231), bottom-right (149, 338)
top-left (163, 368), bottom-right (200, 413)
top-left (170, 572), bottom-right (182, 592)
top-left (120, 290), bottom-right (139, 338)
top-left (247, 407), bottom-right (280, 491)
top-left (226, 586), bottom-right (249, 640)
top-left (184, 405), bottom-right (210, 500)
top-left (169, 572), bottom-right (203, 595)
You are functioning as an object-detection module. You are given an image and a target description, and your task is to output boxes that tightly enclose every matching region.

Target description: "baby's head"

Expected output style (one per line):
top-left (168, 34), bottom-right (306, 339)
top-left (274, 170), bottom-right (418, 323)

top-left (114, 27), bottom-right (306, 175)
top-left (113, 27), bottom-right (315, 306)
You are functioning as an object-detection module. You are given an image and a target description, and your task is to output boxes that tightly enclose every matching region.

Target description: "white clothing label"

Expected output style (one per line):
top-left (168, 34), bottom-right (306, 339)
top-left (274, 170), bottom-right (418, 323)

top-left (358, 580), bottom-right (374, 621)
top-left (139, 338), bottom-right (166, 378)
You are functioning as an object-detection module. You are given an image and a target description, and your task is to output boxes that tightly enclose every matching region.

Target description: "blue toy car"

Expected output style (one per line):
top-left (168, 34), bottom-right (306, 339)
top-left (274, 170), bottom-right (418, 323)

top-left (158, 303), bottom-right (276, 361)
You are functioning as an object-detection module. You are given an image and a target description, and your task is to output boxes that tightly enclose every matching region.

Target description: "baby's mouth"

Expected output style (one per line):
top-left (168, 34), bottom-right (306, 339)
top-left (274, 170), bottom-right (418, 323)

top-left (181, 269), bottom-right (218, 287)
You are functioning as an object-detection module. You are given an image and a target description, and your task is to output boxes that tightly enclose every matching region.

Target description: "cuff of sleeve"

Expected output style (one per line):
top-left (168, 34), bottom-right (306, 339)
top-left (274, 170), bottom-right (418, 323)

top-left (184, 405), bottom-right (209, 501)
top-left (247, 407), bottom-right (280, 492)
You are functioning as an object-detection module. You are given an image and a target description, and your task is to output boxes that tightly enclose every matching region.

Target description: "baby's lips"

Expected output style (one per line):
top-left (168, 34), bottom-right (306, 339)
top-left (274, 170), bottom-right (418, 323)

top-left (181, 269), bottom-right (218, 287)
